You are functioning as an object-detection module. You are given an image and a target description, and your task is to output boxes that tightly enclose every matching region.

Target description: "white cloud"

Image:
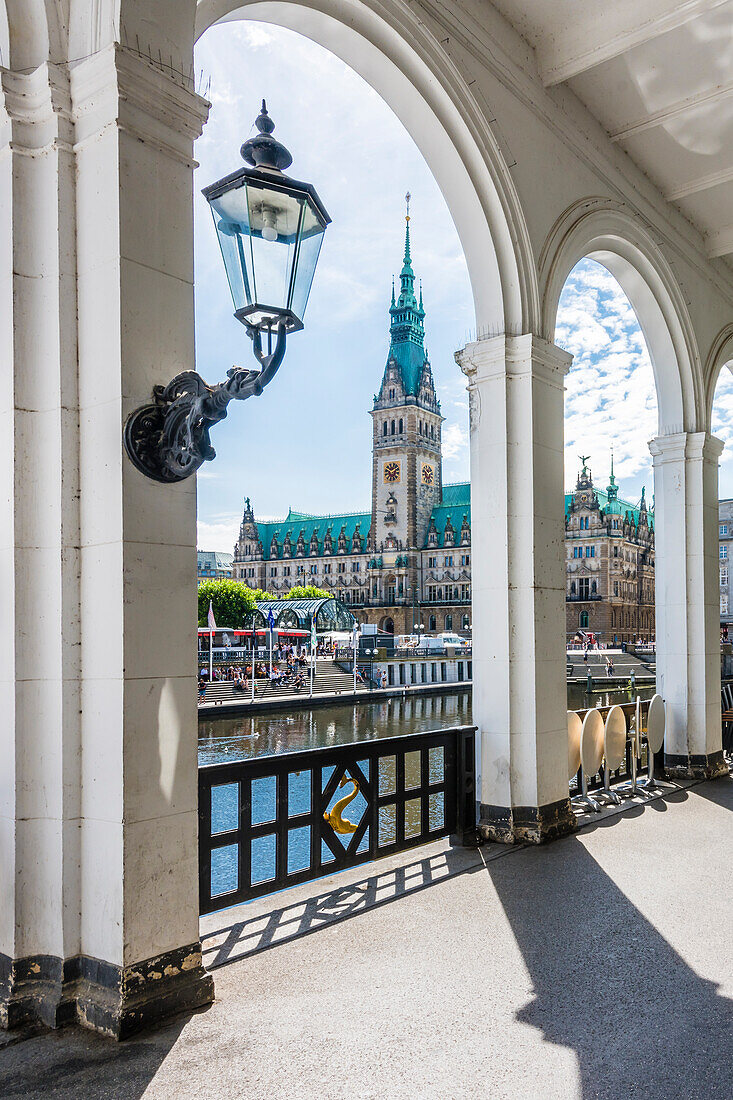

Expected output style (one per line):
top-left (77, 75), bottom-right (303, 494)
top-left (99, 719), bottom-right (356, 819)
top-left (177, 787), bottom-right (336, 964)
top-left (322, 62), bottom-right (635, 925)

top-left (197, 515), bottom-right (240, 553)
top-left (442, 423), bottom-right (468, 461)
top-left (559, 258), bottom-right (657, 498)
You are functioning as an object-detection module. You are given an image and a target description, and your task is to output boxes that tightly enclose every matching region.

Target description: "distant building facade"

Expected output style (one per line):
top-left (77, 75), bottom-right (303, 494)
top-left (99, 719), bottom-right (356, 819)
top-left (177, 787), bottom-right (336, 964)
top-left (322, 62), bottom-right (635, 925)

top-left (565, 459), bottom-right (655, 643)
top-left (230, 209), bottom-right (654, 642)
top-left (719, 500), bottom-right (733, 626)
top-left (197, 550), bottom-right (233, 584)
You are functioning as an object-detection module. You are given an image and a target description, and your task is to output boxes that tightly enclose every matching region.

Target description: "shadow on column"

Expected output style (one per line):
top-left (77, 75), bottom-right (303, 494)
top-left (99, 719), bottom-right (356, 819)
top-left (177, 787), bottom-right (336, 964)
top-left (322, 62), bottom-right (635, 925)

top-left (482, 833), bottom-right (733, 1099)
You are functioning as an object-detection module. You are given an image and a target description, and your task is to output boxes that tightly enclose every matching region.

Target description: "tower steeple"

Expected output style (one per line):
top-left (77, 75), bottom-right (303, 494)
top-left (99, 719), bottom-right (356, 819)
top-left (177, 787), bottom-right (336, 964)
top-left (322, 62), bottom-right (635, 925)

top-left (386, 192), bottom-right (428, 396)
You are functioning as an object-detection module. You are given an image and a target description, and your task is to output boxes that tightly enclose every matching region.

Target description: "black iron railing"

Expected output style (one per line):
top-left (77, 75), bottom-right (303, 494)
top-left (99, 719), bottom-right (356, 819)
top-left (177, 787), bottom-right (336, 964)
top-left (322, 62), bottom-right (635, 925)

top-left (198, 725), bottom-right (477, 915)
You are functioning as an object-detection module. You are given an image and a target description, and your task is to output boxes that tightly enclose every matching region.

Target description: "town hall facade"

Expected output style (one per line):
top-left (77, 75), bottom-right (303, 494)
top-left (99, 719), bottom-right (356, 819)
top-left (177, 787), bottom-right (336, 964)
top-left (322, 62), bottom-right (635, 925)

top-left (232, 208), bottom-right (655, 644)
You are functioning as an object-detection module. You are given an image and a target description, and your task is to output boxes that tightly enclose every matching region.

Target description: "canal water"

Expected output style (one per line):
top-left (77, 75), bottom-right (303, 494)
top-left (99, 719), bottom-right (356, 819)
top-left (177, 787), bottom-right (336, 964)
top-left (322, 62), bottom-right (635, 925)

top-left (198, 683), bottom-right (653, 766)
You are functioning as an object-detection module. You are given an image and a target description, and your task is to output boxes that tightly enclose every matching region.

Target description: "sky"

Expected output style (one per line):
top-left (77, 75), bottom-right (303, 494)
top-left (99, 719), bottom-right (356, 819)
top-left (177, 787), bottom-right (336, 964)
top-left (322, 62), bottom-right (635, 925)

top-left (194, 20), bottom-right (733, 552)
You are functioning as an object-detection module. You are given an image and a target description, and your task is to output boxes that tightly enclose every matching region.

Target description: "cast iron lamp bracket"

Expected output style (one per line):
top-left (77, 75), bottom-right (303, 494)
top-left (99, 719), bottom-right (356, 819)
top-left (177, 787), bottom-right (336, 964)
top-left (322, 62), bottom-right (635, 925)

top-left (123, 323), bottom-right (286, 484)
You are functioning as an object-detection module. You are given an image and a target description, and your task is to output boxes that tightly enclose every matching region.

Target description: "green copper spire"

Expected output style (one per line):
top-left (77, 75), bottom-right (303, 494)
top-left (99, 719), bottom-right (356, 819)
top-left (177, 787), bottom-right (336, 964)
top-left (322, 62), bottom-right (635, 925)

top-left (397, 191), bottom-right (417, 309)
top-left (387, 193), bottom-right (426, 395)
top-left (607, 448), bottom-right (618, 499)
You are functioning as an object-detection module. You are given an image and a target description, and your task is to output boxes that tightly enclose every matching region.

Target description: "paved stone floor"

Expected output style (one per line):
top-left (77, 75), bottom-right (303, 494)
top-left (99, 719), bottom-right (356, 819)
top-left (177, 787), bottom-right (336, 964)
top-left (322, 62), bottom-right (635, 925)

top-left (2, 776), bottom-right (732, 1099)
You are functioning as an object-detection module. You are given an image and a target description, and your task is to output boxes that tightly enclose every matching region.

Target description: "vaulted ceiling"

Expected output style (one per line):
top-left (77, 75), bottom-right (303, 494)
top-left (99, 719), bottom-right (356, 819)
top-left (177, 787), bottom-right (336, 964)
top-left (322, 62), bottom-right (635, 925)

top-left (491, 0), bottom-right (733, 264)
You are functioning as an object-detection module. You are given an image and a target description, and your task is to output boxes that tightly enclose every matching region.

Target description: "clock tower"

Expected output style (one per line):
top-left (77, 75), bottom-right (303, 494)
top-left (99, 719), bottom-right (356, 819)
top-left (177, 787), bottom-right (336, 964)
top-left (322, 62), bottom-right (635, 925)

top-left (370, 196), bottom-right (444, 580)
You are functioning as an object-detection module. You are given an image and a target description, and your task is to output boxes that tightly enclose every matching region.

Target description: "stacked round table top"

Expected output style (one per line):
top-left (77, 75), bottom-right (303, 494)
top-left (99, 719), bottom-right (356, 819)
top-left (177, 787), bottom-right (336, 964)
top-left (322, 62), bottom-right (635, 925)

top-left (580, 709), bottom-right (604, 777)
top-left (604, 705), bottom-right (627, 771)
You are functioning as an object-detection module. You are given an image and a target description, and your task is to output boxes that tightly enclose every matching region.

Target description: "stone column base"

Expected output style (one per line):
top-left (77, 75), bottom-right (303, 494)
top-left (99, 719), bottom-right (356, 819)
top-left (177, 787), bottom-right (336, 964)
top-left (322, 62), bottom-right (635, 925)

top-left (478, 797), bottom-right (577, 845)
top-left (0, 943), bottom-right (214, 1040)
top-left (664, 751), bottom-right (729, 781)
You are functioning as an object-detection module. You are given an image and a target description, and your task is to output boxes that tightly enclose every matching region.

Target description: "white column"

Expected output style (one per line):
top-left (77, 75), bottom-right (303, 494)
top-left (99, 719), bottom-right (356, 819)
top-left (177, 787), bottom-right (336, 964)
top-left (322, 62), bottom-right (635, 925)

top-left (72, 46), bottom-right (213, 1037)
top-left (0, 62), bottom-right (83, 1029)
top-left (457, 335), bottom-right (574, 843)
top-left (650, 432), bottom-right (726, 777)
top-left (1, 45), bottom-right (214, 1039)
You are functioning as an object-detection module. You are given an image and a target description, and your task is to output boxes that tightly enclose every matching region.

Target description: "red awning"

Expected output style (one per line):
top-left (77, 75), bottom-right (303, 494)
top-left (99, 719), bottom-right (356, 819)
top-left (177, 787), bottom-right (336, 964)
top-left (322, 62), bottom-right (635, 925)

top-left (197, 627), bottom-right (309, 637)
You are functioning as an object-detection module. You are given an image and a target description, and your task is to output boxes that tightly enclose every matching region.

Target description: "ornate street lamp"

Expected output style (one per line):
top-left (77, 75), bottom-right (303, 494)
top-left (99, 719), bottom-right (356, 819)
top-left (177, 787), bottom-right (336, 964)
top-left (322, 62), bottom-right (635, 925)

top-left (123, 101), bottom-right (331, 483)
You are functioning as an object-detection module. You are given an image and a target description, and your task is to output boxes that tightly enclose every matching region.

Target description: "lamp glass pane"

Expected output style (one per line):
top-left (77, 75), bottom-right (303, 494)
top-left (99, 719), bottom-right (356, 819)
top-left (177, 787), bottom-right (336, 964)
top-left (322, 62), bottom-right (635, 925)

top-left (208, 178), bottom-right (325, 327)
top-left (290, 202), bottom-right (326, 323)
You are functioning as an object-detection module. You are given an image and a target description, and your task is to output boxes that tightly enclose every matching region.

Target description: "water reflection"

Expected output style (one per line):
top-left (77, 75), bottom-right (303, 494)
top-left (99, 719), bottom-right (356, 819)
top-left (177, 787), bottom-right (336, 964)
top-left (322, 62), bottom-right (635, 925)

top-left (199, 684), bottom-right (654, 766)
top-left (198, 691), bottom-right (473, 765)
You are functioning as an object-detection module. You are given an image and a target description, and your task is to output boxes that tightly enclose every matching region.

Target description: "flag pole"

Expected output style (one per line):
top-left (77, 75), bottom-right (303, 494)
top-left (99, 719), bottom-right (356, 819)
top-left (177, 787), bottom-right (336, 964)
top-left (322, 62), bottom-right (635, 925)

top-left (352, 624), bottom-right (358, 695)
top-left (207, 599), bottom-right (216, 683)
top-left (251, 626), bottom-right (256, 703)
top-left (310, 622), bottom-right (315, 699)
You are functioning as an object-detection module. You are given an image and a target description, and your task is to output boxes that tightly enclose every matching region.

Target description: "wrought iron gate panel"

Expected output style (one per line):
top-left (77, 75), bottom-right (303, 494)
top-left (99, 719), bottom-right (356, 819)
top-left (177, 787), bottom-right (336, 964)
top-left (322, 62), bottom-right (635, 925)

top-left (199, 725), bottom-right (477, 915)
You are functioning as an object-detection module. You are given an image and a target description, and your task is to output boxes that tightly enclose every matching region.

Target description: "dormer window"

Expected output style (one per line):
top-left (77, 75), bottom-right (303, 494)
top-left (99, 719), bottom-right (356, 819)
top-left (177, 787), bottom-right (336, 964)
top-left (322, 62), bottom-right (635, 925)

top-left (389, 388), bottom-right (395, 399)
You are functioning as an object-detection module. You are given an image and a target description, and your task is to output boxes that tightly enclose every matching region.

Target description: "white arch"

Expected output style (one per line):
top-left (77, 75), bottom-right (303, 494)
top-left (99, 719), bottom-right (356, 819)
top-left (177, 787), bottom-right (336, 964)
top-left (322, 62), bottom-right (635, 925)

top-left (0, 0), bottom-right (73, 69)
top-left (540, 198), bottom-right (701, 436)
top-left (194, 0), bottom-right (538, 337)
top-left (704, 323), bottom-right (733, 430)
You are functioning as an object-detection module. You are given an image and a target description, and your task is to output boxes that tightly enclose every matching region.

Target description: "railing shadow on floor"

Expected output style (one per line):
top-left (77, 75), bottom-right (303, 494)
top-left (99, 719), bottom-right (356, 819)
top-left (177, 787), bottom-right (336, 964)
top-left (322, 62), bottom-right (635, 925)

top-left (200, 842), bottom-right (485, 970)
top-left (480, 824), bottom-right (733, 1100)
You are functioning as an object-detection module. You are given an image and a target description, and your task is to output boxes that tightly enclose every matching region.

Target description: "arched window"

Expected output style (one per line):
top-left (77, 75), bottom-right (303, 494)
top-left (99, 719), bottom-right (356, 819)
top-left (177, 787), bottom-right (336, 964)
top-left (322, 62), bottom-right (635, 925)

top-left (399, 418), bottom-right (403, 434)
top-left (429, 615), bottom-right (436, 631)
top-left (461, 614), bottom-right (470, 630)
top-left (383, 421), bottom-right (387, 437)
top-left (391, 420), bottom-right (395, 435)
top-left (445, 614), bottom-right (453, 630)
top-left (579, 611), bottom-right (589, 629)
top-left (419, 421), bottom-right (422, 435)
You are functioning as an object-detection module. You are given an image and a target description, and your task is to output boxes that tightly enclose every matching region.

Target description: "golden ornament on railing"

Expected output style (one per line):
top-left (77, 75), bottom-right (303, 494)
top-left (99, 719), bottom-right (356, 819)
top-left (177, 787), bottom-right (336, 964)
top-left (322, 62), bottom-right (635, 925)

top-left (324, 776), bottom-right (360, 834)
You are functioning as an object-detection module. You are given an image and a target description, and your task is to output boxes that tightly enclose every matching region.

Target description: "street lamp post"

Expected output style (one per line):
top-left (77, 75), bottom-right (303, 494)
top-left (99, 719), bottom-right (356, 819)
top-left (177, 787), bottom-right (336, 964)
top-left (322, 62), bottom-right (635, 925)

top-left (364, 647), bottom-right (375, 691)
top-left (123, 101), bottom-right (331, 483)
top-left (352, 624), bottom-right (360, 695)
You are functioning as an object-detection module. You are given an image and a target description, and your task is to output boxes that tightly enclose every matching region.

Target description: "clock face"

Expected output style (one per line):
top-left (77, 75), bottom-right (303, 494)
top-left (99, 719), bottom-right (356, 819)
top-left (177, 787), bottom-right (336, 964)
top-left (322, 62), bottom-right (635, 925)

top-left (421, 464), bottom-right (434, 485)
top-left (384, 461), bottom-right (401, 484)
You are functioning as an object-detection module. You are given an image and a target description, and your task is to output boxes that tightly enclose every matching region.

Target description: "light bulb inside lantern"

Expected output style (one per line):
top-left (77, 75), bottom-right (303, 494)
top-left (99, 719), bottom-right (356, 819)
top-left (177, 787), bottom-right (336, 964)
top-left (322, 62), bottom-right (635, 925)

top-left (261, 208), bottom-right (278, 242)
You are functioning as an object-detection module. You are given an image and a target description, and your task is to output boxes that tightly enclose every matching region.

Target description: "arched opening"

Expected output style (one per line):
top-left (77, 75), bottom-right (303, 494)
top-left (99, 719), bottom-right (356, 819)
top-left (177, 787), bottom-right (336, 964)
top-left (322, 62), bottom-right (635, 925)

top-left (557, 255), bottom-right (657, 652)
top-left (195, 0), bottom-right (532, 337)
top-left (545, 202), bottom-right (720, 773)
top-left (708, 331), bottom-right (733, 638)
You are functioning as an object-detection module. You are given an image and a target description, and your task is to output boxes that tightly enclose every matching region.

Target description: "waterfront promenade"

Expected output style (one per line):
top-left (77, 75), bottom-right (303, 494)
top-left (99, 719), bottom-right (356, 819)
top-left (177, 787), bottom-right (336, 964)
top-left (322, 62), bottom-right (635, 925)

top-left (2, 773), bottom-right (731, 1098)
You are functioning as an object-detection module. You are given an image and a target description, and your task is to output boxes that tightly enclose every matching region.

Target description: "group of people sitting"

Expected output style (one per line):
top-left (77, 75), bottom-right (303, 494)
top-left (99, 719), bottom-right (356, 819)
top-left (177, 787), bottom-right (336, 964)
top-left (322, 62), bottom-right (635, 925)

top-left (198, 653), bottom-right (313, 700)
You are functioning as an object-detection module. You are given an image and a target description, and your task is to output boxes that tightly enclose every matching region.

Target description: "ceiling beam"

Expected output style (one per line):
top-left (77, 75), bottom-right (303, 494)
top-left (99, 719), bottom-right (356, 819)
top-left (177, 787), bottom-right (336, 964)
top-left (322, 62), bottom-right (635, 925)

top-left (538, 0), bottom-right (730, 86)
top-left (705, 226), bottom-right (733, 258)
top-left (666, 166), bottom-right (733, 202)
top-left (610, 79), bottom-right (733, 142)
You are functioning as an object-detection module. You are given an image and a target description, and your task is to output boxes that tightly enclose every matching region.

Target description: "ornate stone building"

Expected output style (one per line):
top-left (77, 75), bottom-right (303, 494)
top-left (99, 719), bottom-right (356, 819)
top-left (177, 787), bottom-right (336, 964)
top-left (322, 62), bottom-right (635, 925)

top-left (233, 204), bottom-right (473, 636)
top-left (565, 459), bottom-right (655, 643)
top-left (233, 212), bottom-right (654, 643)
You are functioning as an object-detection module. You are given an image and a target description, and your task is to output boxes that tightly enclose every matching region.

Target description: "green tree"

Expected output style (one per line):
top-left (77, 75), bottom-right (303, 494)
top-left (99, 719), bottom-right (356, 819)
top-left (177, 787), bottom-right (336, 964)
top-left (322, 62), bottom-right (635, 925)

top-left (197, 579), bottom-right (258, 629)
top-left (247, 588), bottom-right (275, 602)
top-left (283, 585), bottom-right (330, 601)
